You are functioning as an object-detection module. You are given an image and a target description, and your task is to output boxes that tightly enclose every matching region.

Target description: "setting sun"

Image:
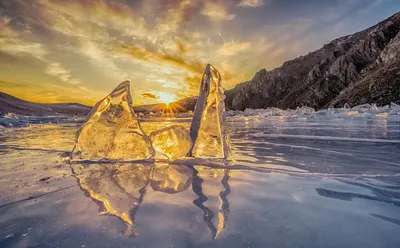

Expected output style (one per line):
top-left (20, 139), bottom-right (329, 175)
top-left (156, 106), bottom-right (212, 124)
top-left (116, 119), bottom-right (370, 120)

top-left (1, 0), bottom-right (400, 247)
top-left (158, 92), bottom-right (177, 104)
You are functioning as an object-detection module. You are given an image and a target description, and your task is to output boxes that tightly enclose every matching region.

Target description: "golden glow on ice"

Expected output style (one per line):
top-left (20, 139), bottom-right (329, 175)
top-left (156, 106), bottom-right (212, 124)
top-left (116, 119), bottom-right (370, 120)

top-left (72, 163), bottom-right (231, 239)
top-left (150, 125), bottom-right (192, 160)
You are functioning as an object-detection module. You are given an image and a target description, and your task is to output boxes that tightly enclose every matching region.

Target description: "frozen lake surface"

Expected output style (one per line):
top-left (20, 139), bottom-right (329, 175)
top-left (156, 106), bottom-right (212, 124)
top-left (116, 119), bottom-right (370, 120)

top-left (1, 109), bottom-right (400, 248)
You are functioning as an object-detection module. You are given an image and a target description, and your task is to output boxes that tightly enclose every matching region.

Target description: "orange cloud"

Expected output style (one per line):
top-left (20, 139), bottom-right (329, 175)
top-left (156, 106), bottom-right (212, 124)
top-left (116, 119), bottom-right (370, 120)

top-left (217, 41), bottom-right (251, 56)
top-left (142, 92), bottom-right (159, 99)
top-left (46, 62), bottom-right (80, 85)
top-left (117, 43), bottom-right (204, 74)
top-left (201, 2), bottom-right (235, 21)
top-left (0, 80), bottom-right (100, 105)
top-left (0, 0), bottom-right (275, 105)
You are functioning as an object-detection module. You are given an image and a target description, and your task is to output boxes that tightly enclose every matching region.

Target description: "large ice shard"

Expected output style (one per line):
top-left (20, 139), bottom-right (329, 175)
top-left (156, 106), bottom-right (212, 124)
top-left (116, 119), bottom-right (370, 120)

top-left (149, 125), bottom-right (192, 160)
top-left (188, 64), bottom-right (230, 158)
top-left (72, 81), bottom-right (155, 160)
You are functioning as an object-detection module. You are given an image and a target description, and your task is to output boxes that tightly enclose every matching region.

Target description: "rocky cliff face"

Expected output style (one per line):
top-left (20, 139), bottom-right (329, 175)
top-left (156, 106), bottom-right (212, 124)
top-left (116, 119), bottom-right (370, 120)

top-left (226, 12), bottom-right (400, 110)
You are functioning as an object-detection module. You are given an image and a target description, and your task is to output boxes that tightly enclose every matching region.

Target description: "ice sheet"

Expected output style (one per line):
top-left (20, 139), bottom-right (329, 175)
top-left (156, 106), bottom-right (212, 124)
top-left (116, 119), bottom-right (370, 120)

top-left (1, 111), bottom-right (400, 248)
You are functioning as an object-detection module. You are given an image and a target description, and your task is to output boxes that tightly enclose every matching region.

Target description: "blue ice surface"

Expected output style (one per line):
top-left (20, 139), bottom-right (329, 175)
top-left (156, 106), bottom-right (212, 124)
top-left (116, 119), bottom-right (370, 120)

top-left (0, 106), bottom-right (400, 248)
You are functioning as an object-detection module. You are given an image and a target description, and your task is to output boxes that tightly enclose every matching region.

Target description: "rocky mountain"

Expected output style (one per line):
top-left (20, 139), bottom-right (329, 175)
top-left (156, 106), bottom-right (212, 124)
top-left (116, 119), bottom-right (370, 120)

top-left (0, 92), bottom-right (91, 116)
top-left (226, 12), bottom-right (400, 110)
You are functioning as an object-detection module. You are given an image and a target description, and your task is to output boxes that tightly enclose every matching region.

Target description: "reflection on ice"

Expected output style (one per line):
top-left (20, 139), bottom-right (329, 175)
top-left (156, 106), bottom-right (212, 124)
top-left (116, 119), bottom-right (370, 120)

top-left (71, 162), bottom-right (231, 238)
top-left (192, 168), bottom-right (231, 239)
top-left (71, 163), bottom-right (151, 236)
top-left (150, 163), bottom-right (192, 193)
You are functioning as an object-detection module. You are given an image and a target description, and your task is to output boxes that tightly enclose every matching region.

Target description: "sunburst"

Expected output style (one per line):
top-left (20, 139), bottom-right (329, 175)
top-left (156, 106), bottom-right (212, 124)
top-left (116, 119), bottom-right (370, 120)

top-left (158, 92), bottom-right (176, 105)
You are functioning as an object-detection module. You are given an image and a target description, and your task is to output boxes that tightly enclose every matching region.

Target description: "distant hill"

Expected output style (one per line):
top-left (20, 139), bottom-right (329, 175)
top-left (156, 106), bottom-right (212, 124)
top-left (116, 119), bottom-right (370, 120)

top-left (0, 91), bottom-right (197, 116)
top-left (0, 92), bottom-right (91, 116)
top-left (225, 11), bottom-right (400, 110)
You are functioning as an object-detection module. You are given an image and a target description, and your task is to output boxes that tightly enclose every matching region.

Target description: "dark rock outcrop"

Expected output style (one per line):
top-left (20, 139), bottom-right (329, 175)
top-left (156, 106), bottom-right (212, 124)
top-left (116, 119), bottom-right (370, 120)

top-left (226, 12), bottom-right (400, 110)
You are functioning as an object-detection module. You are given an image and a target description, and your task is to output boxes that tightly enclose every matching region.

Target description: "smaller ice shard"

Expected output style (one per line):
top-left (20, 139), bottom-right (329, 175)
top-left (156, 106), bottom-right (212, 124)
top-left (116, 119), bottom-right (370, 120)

top-left (149, 125), bottom-right (192, 160)
top-left (72, 81), bottom-right (155, 160)
top-left (188, 64), bottom-right (230, 158)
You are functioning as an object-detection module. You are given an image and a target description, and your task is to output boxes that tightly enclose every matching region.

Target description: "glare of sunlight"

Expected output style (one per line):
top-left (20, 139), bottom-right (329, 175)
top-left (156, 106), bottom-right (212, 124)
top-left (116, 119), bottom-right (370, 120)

top-left (158, 92), bottom-right (177, 104)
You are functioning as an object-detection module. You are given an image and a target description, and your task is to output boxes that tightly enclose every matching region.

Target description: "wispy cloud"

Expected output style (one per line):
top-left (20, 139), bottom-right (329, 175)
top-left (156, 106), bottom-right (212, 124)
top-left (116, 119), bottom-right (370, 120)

top-left (0, 41), bottom-right (47, 59)
top-left (201, 2), bottom-right (235, 21)
top-left (0, 16), bottom-right (47, 59)
top-left (217, 41), bottom-right (251, 56)
top-left (117, 43), bottom-right (204, 74)
top-left (142, 92), bottom-right (159, 99)
top-left (79, 40), bottom-right (129, 81)
top-left (45, 62), bottom-right (80, 85)
top-left (238, 0), bottom-right (265, 8)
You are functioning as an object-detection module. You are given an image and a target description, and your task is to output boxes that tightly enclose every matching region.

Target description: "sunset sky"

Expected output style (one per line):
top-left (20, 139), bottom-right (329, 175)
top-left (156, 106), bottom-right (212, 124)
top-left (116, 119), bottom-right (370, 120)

top-left (0, 0), bottom-right (399, 106)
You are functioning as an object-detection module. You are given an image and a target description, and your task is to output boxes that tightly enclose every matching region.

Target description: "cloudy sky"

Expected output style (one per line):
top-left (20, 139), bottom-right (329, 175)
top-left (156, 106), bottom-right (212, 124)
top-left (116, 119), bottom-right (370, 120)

top-left (0, 0), bottom-right (399, 105)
